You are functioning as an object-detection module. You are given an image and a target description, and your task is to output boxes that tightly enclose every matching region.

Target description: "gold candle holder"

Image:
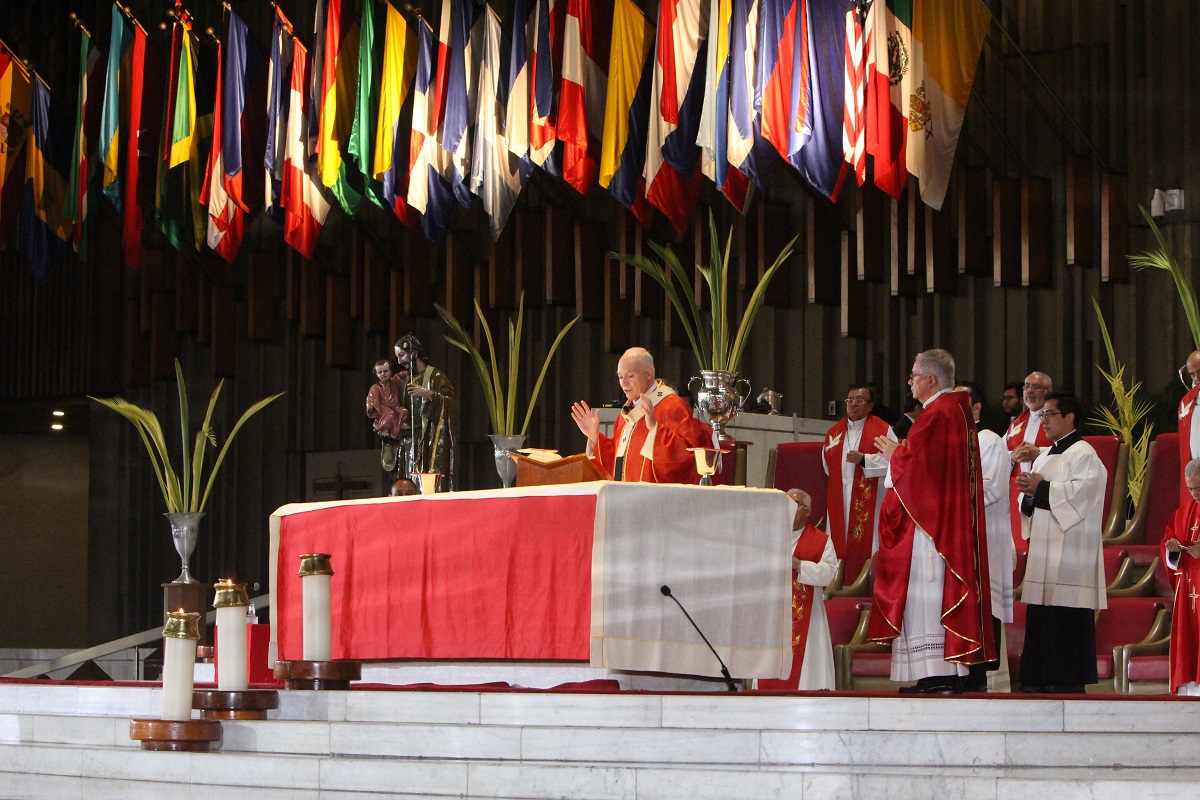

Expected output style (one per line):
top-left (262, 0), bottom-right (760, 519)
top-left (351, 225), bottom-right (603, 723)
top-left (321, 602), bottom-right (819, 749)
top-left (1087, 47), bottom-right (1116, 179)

top-left (212, 580), bottom-right (249, 608)
top-left (163, 610), bottom-right (201, 640)
top-left (297, 553), bottom-right (334, 578)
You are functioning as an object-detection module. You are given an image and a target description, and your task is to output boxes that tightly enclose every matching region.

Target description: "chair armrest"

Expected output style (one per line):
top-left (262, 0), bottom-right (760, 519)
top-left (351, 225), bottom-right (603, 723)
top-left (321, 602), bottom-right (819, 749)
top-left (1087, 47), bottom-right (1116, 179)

top-left (830, 557), bottom-right (873, 598)
top-left (823, 560), bottom-right (847, 600)
top-left (1106, 558), bottom-right (1135, 592)
top-left (1108, 559), bottom-right (1158, 598)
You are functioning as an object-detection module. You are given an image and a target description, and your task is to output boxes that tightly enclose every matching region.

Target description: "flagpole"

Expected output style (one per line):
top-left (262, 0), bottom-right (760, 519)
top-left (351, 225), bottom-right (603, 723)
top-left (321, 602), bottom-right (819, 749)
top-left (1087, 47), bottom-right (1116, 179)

top-left (117, 2), bottom-right (148, 36)
top-left (68, 12), bottom-right (93, 37)
top-left (0, 35), bottom-right (50, 91)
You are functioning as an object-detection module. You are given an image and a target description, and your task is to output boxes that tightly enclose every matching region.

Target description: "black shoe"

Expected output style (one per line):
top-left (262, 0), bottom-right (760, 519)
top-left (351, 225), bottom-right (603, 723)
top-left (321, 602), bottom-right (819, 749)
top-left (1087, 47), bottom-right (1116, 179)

top-left (962, 674), bottom-right (988, 692)
top-left (1042, 683), bottom-right (1085, 694)
top-left (899, 676), bottom-right (963, 695)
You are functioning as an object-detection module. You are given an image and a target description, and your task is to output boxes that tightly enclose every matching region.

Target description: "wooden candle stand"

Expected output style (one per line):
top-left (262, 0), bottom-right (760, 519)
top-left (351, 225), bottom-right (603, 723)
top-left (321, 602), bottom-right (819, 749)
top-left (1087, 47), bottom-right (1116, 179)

top-left (129, 718), bottom-right (222, 752)
top-left (272, 659), bottom-right (362, 690)
top-left (192, 689), bottom-right (280, 720)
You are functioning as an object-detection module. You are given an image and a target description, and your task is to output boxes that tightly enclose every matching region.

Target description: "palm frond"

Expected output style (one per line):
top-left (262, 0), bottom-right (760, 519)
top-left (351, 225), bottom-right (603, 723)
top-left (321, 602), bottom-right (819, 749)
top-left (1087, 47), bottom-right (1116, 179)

top-left (1129, 205), bottom-right (1200, 348)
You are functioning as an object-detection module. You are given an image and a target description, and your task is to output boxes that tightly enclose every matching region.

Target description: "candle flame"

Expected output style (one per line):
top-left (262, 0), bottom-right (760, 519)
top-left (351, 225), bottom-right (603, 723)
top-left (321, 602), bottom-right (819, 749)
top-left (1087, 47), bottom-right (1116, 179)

top-left (176, 608), bottom-right (185, 614)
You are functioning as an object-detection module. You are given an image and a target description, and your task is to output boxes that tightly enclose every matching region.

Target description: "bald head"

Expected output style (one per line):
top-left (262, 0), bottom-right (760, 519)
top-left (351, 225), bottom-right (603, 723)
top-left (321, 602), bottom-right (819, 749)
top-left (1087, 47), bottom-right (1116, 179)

top-left (787, 488), bottom-right (812, 531)
top-left (616, 347), bottom-right (657, 404)
top-left (1186, 351), bottom-right (1200, 388)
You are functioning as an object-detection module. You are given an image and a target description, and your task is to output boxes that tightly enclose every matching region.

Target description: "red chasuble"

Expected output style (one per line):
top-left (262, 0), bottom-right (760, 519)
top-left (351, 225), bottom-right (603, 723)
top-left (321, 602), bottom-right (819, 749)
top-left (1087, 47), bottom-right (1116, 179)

top-left (758, 525), bottom-right (829, 691)
top-left (589, 381), bottom-right (713, 484)
top-left (1163, 499), bottom-right (1200, 691)
top-left (823, 414), bottom-right (891, 584)
top-left (1005, 408), bottom-right (1052, 552)
top-left (868, 390), bottom-right (996, 665)
top-left (1179, 387), bottom-right (1200, 504)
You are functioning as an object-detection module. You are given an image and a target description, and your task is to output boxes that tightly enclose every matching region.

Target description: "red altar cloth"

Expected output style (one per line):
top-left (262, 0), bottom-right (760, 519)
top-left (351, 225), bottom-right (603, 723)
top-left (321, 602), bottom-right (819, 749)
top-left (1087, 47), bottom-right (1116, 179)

top-left (274, 493), bottom-right (596, 661)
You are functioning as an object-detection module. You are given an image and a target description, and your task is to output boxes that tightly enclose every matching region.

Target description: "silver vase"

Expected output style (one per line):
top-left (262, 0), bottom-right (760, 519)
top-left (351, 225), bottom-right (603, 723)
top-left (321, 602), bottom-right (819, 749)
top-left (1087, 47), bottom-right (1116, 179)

top-left (165, 511), bottom-right (205, 584)
top-left (489, 434), bottom-right (527, 489)
top-left (689, 370), bottom-right (751, 442)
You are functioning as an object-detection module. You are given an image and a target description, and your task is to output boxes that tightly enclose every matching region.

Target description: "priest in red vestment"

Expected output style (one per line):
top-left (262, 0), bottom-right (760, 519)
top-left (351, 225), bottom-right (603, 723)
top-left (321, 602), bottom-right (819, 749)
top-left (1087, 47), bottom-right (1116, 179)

top-left (1007, 372), bottom-right (1054, 553)
top-left (1163, 457), bottom-right (1200, 695)
top-left (758, 489), bottom-right (838, 691)
top-left (868, 349), bottom-right (995, 694)
top-left (822, 384), bottom-right (895, 586)
top-left (1177, 351), bottom-right (1200, 504)
top-left (571, 347), bottom-right (713, 484)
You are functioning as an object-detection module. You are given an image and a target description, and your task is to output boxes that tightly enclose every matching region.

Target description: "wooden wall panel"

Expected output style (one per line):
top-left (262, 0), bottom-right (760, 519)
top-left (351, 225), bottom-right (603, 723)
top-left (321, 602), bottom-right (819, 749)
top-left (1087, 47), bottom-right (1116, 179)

top-left (1101, 172), bottom-right (1129, 282)
top-left (925, 205), bottom-right (956, 294)
top-left (841, 232), bottom-right (868, 337)
top-left (515, 210), bottom-right (545, 306)
top-left (149, 291), bottom-right (177, 379)
top-left (300, 259), bottom-right (325, 336)
top-left (575, 222), bottom-right (604, 322)
top-left (442, 234), bottom-right (474, 322)
top-left (403, 233), bottom-right (434, 315)
top-left (891, 197), bottom-right (918, 296)
top-left (807, 197), bottom-right (841, 306)
top-left (247, 254), bottom-right (277, 343)
top-left (634, 226), bottom-right (664, 318)
top-left (488, 225), bottom-right (517, 309)
top-left (362, 240), bottom-right (389, 333)
top-left (349, 231), bottom-right (364, 319)
top-left (285, 250), bottom-right (301, 323)
top-left (957, 166), bottom-right (989, 275)
top-left (905, 191), bottom-right (925, 277)
top-left (210, 284), bottom-right (236, 377)
top-left (1065, 156), bottom-right (1094, 267)
top-left (545, 207), bottom-right (574, 307)
top-left (139, 250), bottom-right (165, 333)
top-left (125, 299), bottom-right (150, 385)
top-left (857, 185), bottom-right (890, 282)
top-left (325, 273), bottom-right (352, 368)
top-left (993, 178), bottom-right (1022, 287)
top-left (604, 254), bottom-right (633, 354)
top-left (760, 202), bottom-right (793, 307)
top-left (174, 257), bottom-right (199, 334)
top-left (1021, 176), bottom-right (1053, 287)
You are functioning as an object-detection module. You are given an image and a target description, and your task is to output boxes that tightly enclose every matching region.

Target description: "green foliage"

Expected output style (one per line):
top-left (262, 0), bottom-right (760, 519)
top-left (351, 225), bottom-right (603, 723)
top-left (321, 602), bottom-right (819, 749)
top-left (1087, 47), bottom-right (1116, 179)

top-left (437, 294), bottom-right (580, 437)
top-left (90, 361), bottom-right (284, 513)
top-left (611, 211), bottom-right (798, 373)
top-left (1090, 297), bottom-right (1154, 508)
top-left (1128, 205), bottom-right (1200, 349)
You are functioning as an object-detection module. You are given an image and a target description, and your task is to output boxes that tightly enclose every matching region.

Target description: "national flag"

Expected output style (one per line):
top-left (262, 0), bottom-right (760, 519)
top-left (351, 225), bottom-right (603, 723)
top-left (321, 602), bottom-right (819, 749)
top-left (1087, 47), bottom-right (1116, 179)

top-left (503, 0), bottom-right (533, 161)
top-left (724, 0), bottom-right (769, 205)
top-left (221, 9), bottom-right (267, 217)
top-left (122, 23), bottom-right (166, 271)
top-left (20, 78), bottom-right (72, 282)
top-left (314, 0), bottom-right (363, 214)
top-left (0, 47), bottom-right (34, 247)
top-left (528, 0), bottom-right (565, 167)
top-left (557, 0), bottom-right (613, 194)
top-left (282, 37), bottom-right (331, 258)
top-left (644, 0), bottom-right (710, 237)
top-left (865, 0), bottom-right (911, 198)
top-left (200, 43), bottom-right (245, 262)
top-left (349, 0), bottom-right (386, 207)
top-left (696, 0), bottom-right (730, 190)
top-left (264, 4), bottom-right (294, 222)
top-left (98, 2), bottom-right (132, 211)
top-left (438, 0), bottom-right (483, 207)
top-left (599, 0), bottom-right (655, 226)
top-left (757, 0), bottom-right (806, 161)
top-left (64, 29), bottom-right (103, 260)
top-left (406, 18), bottom-right (454, 243)
top-left (842, 0), bottom-right (871, 186)
top-left (374, 1), bottom-right (419, 225)
top-left (906, 0), bottom-right (989, 209)
top-left (470, 6), bottom-right (529, 240)
top-left (788, 0), bottom-right (848, 201)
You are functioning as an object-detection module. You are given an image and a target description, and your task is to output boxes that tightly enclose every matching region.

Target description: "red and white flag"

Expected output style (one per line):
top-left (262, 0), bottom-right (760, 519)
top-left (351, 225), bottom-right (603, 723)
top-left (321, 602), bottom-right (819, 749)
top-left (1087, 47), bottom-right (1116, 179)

top-left (558, 0), bottom-right (613, 194)
top-left (281, 38), bottom-right (330, 258)
top-left (843, 0), bottom-right (870, 186)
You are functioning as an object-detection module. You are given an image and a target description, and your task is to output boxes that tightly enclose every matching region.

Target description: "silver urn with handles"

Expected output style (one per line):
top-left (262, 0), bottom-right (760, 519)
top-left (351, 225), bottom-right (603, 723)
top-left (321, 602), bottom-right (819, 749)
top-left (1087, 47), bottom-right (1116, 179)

top-left (689, 370), bottom-right (750, 442)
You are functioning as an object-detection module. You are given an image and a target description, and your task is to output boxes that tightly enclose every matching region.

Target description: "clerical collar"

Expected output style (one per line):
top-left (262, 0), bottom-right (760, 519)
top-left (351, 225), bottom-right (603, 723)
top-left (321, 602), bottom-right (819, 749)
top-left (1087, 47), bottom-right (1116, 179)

top-left (847, 417), bottom-right (865, 431)
top-left (1051, 429), bottom-right (1082, 453)
top-left (1029, 407), bottom-right (1044, 420)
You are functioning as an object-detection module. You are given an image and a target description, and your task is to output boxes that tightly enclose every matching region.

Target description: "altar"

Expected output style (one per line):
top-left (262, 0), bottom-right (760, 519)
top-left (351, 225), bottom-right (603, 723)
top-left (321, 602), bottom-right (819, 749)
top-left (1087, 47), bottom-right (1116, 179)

top-left (268, 482), bottom-right (795, 682)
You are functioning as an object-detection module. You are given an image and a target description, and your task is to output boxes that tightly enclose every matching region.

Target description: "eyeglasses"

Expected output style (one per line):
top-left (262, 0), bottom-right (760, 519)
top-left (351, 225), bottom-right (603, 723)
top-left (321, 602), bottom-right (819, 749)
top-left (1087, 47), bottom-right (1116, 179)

top-left (1023, 383), bottom-right (1046, 391)
top-left (908, 372), bottom-right (928, 381)
top-left (1179, 365), bottom-right (1200, 390)
top-left (1040, 410), bottom-right (1062, 418)
top-left (844, 397), bottom-right (869, 405)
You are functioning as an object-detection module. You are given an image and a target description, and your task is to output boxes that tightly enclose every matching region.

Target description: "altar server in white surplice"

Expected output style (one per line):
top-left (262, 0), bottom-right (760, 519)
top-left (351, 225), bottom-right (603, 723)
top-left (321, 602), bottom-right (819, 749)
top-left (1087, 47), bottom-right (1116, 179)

top-left (1017, 393), bottom-right (1107, 693)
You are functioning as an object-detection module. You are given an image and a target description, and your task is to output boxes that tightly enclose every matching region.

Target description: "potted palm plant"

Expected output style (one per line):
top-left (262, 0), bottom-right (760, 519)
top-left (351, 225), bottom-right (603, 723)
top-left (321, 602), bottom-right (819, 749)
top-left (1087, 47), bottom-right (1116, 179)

top-left (436, 294), bottom-right (580, 487)
top-left (612, 210), bottom-right (798, 439)
top-left (91, 361), bottom-right (284, 583)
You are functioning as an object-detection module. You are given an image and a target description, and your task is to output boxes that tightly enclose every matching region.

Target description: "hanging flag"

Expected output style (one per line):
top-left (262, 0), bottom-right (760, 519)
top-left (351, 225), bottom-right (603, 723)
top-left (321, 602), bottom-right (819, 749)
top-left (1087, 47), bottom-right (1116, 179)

top-left (438, 0), bottom-right (482, 207)
top-left (64, 29), bottom-right (103, 261)
top-left (599, 0), bottom-right (655, 225)
top-left (557, 0), bottom-right (612, 195)
top-left (866, 0), bottom-right (911, 199)
top-left (644, 0), bottom-right (710, 237)
top-left (842, 0), bottom-right (871, 186)
top-left (696, 0), bottom-right (730, 191)
top-left (21, 78), bottom-right (72, 282)
top-left (374, 1), bottom-right (419, 226)
top-left (471, 6), bottom-right (529, 240)
top-left (407, 18), bottom-right (454, 243)
top-left (724, 0), bottom-right (769, 203)
top-left (528, 0), bottom-right (565, 167)
top-left (98, 3), bottom-right (132, 211)
top-left (264, 4), bottom-right (295, 222)
top-left (906, 0), bottom-right (989, 209)
top-left (315, 0), bottom-right (364, 214)
top-left (0, 47), bottom-right (34, 247)
top-left (349, 0), bottom-right (386, 207)
top-left (282, 37), bottom-right (331, 258)
top-left (222, 9), bottom-right (267, 217)
top-left (757, 0), bottom-right (807, 161)
top-left (504, 0), bottom-right (533, 162)
top-left (200, 43), bottom-right (245, 262)
top-left (788, 0), bottom-right (848, 201)
top-left (122, 22), bottom-right (166, 271)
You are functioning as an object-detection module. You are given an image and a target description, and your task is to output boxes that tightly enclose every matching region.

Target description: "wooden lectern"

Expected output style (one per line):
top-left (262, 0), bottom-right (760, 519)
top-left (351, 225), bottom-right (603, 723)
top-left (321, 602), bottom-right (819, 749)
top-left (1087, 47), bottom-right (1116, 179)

top-left (514, 453), bottom-right (604, 487)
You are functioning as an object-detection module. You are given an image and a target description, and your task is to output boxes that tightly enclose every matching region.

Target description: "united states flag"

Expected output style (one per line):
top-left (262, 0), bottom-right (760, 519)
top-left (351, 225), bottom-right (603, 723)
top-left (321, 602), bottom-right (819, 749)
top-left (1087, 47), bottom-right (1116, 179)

top-left (842, 0), bottom-right (871, 186)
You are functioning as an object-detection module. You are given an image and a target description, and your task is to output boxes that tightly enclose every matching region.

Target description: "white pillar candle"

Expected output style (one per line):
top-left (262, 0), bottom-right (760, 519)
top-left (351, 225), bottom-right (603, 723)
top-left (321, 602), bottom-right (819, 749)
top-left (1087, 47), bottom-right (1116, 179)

top-left (216, 606), bottom-right (249, 690)
top-left (161, 610), bottom-right (199, 722)
top-left (302, 573), bottom-right (332, 661)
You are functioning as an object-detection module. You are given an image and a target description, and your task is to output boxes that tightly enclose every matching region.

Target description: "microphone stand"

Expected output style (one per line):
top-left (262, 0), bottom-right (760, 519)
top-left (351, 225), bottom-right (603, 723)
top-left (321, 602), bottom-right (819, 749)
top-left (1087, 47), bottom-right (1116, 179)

top-left (660, 585), bottom-right (737, 692)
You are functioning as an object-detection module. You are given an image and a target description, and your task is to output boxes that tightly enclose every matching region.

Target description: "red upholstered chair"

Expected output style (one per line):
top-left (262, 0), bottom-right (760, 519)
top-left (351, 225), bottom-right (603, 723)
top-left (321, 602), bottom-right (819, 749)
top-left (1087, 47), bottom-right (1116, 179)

top-left (834, 601), bottom-right (903, 691)
top-left (711, 440), bottom-right (744, 486)
top-left (1121, 606), bottom-right (1173, 694)
top-left (1082, 436), bottom-right (1126, 539)
top-left (1108, 435), bottom-right (1179, 547)
top-left (769, 442), bottom-right (828, 527)
top-left (1105, 545), bottom-right (1163, 598)
top-left (1093, 597), bottom-right (1173, 694)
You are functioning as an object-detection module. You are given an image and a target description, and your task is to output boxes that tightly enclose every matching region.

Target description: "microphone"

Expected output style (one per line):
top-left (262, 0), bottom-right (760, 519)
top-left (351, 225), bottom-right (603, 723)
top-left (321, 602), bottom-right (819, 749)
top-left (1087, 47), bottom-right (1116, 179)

top-left (660, 584), bottom-right (737, 692)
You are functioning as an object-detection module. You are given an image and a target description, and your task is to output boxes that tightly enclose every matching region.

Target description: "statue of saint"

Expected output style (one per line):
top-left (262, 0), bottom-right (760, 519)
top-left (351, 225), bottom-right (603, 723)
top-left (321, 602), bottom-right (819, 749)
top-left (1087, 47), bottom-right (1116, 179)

top-left (394, 334), bottom-right (457, 490)
top-left (366, 359), bottom-right (409, 474)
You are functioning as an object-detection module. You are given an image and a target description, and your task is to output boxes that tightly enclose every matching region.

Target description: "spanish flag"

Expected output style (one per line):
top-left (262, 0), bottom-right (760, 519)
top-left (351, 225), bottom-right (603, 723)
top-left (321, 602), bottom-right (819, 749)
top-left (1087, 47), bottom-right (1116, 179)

top-left (0, 46), bottom-right (33, 245)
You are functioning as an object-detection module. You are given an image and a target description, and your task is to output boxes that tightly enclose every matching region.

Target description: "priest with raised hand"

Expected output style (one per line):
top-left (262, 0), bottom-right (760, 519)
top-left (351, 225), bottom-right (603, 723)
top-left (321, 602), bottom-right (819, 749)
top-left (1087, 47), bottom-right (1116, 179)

top-left (571, 347), bottom-right (714, 484)
top-left (757, 488), bottom-right (838, 691)
top-left (868, 348), bottom-right (995, 695)
top-left (1162, 457), bottom-right (1200, 695)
